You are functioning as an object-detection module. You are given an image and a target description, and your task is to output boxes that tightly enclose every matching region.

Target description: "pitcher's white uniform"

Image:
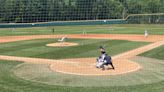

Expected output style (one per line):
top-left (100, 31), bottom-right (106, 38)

top-left (144, 30), bottom-right (148, 37)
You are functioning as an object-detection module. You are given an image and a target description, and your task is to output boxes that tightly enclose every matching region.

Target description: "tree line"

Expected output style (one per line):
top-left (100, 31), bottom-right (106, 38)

top-left (0, 0), bottom-right (163, 23)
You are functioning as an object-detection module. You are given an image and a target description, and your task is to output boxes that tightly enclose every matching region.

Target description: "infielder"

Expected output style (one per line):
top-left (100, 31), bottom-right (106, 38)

top-left (144, 30), bottom-right (148, 38)
top-left (96, 46), bottom-right (115, 70)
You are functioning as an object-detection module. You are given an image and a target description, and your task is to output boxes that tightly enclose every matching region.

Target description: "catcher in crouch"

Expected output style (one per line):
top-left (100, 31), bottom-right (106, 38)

top-left (96, 46), bottom-right (115, 70)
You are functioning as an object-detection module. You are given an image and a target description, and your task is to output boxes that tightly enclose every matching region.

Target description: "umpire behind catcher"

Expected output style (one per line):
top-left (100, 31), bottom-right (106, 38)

top-left (96, 46), bottom-right (115, 70)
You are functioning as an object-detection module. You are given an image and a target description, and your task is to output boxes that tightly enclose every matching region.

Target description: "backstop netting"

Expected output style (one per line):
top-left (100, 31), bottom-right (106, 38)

top-left (0, 0), bottom-right (164, 26)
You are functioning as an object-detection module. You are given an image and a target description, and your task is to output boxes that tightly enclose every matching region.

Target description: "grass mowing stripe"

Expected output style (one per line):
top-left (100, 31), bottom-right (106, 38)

top-left (34, 40), bottom-right (143, 59)
top-left (139, 45), bottom-right (164, 60)
top-left (0, 41), bottom-right (49, 53)
top-left (0, 39), bottom-right (149, 59)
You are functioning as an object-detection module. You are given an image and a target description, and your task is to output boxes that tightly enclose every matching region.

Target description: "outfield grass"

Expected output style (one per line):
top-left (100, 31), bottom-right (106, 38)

top-left (139, 45), bottom-right (164, 60)
top-left (0, 60), bottom-right (164, 92)
top-left (0, 38), bottom-right (149, 59)
top-left (0, 24), bottom-right (164, 36)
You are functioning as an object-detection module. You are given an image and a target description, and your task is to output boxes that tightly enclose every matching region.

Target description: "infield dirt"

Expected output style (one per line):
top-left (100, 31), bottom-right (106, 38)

top-left (0, 34), bottom-right (163, 75)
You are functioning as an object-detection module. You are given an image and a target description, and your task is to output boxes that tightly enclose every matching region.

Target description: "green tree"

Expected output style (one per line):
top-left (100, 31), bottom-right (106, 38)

top-left (0, 0), bottom-right (164, 23)
top-left (127, 0), bottom-right (143, 14)
top-left (0, 0), bottom-right (6, 22)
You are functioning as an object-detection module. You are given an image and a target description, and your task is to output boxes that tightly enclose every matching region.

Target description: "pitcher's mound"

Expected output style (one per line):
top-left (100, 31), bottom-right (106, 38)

top-left (46, 42), bottom-right (79, 47)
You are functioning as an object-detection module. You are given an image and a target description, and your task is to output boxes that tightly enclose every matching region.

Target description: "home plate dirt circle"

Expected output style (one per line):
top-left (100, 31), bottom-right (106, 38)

top-left (50, 58), bottom-right (141, 76)
top-left (46, 42), bottom-right (79, 47)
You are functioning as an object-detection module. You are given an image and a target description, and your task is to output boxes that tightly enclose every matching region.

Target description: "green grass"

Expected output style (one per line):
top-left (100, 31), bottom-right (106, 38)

top-left (0, 24), bottom-right (164, 36)
top-left (0, 60), bottom-right (164, 92)
top-left (0, 24), bottom-right (163, 92)
top-left (139, 45), bottom-right (164, 60)
top-left (13, 57), bottom-right (164, 87)
top-left (0, 38), bottom-right (149, 59)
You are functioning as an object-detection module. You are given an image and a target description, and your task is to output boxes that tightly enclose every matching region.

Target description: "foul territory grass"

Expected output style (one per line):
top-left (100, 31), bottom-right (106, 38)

top-left (0, 24), bottom-right (164, 36)
top-left (0, 39), bottom-right (149, 59)
top-left (139, 45), bottom-right (164, 60)
top-left (0, 60), bottom-right (164, 92)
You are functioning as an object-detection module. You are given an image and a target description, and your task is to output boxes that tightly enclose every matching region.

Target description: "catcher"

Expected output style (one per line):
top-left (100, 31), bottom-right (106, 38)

top-left (96, 46), bottom-right (115, 70)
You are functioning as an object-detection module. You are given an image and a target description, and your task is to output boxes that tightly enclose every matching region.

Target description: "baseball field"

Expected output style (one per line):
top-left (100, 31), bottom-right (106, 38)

top-left (0, 24), bottom-right (164, 92)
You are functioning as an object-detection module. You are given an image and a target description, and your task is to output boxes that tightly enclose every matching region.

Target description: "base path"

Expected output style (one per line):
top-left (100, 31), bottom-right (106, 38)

top-left (0, 34), bottom-right (164, 76)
